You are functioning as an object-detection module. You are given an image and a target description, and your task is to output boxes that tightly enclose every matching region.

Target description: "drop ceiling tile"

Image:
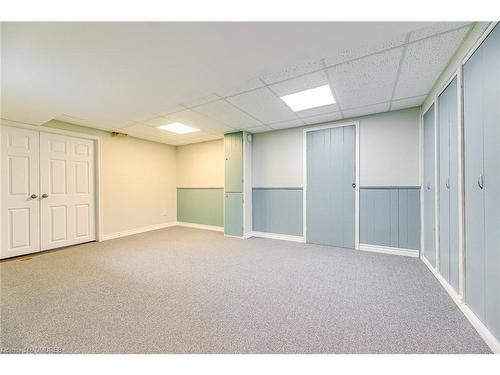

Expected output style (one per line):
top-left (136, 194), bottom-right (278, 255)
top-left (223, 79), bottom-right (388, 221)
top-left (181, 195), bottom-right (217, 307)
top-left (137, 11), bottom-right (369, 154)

top-left (226, 87), bottom-right (297, 124)
top-left (193, 99), bottom-right (262, 130)
top-left (268, 118), bottom-right (304, 130)
top-left (155, 105), bottom-right (185, 116)
top-left (243, 126), bottom-right (272, 133)
top-left (324, 35), bottom-right (407, 67)
top-left (302, 111), bottom-right (343, 125)
top-left (260, 59), bottom-right (324, 84)
top-left (115, 124), bottom-right (180, 145)
top-left (216, 77), bottom-right (265, 97)
top-left (269, 70), bottom-right (330, 97)
top-left (391, 95), bottom-right (426, 111)
top-left (141, 116), bottom-right (170, 127)
top-left (296, 103), bottom-right (340, 118)
top-left (327, 48), bottom-right (403, 109)
top-left (343, 102), bottom-right (390, 119)
top-left (394, 28), bottom-right (469, 99)
top-left (409, 22), bottom-right (472, 42)
top-left (132, 113), bottom-right (159, 123)
top-left (116, 120), bottom-right (138, 129)
top-left (181, 93), bottom-right (221, 108)
top-left (161, 109), bottom-right (234, 134)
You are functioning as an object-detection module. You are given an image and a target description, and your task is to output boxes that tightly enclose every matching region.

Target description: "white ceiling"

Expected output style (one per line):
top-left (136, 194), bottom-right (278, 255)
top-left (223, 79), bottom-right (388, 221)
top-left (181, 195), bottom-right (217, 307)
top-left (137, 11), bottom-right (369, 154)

top-left (1, 22), bottom-right (472, 145)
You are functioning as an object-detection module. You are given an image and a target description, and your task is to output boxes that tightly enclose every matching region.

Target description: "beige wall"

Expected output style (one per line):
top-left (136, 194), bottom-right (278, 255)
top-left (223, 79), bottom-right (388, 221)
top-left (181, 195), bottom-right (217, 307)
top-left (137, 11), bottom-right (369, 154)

top-left (176, 139), bottom-right (224, 188)
top-left (42, 120), bottom-right (177, 236)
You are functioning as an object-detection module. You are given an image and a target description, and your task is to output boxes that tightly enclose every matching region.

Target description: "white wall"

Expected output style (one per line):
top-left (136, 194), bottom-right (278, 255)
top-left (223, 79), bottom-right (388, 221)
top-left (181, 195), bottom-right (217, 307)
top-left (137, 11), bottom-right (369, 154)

top-left (252, 127), bottom-right (304, 187)
top-left (42, 120), bottom-right (177, 236)
top-left (359, 108), bottom-right (420, 186)
top-left (252, 107), bottom-right (420, 188)
top-left (176, 139), bottom-right (224, 188)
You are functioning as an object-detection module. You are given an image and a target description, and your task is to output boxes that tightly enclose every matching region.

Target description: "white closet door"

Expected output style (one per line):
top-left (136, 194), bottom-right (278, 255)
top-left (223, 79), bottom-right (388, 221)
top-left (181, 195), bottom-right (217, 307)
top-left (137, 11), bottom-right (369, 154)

top-left (39, 132), bottom-right (95, 250)
top-left (1, 126), bottom-right (40, 259)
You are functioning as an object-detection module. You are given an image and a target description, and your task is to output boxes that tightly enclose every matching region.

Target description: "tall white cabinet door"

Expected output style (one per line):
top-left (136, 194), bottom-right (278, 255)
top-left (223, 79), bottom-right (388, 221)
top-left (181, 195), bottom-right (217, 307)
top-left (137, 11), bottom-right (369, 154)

top-left (39, 132), bottom-right (95, 250)
top-left (1, 126), bottom-right (40, 259)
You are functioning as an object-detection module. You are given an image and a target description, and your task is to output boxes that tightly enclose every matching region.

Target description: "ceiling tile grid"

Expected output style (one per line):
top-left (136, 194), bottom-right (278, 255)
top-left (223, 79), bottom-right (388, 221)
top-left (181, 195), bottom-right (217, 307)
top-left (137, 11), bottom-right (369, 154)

top-left (302, 111), bottom-right (343, 125)
top-left (296, 103), bottom-right (340, 119)
top-left (193, 99), bottom-right (262, 130)
top-left (327, 48), bottom-right (404, 109)
top-left (343, 102), bottom-right (390, 119)
top-left (242, 125), bottom-right (273, 133)
top-left (226, 87), bottom-right (298, 124)
top-left (7, 23), bottom-right (474, 145)
top-left (181, 93), bottom-right (221, 108)
top-left (216, 77), bottom-right (265, 98)
top-left (393, 27), bottom-right (470, 99)
top-left (408, 22), bottom-right (472, 42)
top-left (268, 118), bottom-right (305, 130)
top-left (260, 58), bottom-right (324, 84)
top-left (268, 70), bottom-right (330, 97)
top-left (324, 35), bottom-right (407, 67)
top-left (390, 95), bottom-right (426, 111)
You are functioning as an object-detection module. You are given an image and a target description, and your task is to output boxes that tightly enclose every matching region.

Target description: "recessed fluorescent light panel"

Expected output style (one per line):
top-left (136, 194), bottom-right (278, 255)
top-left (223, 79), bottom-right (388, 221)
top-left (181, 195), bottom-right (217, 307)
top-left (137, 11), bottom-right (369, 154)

top-left (157, 122), bottom-right (199, 134)
top-left (280, 84), bottom-right (336, 112)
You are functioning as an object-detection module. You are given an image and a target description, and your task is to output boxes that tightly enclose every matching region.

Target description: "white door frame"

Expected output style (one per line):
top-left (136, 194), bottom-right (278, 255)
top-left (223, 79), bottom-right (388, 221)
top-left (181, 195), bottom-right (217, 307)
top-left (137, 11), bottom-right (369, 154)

top-left (418, 22), bottom-right (500, 352)
top-left (0, 120), bottom-right (103, 247)
top-left (303, 120), bottom-right (360, 250)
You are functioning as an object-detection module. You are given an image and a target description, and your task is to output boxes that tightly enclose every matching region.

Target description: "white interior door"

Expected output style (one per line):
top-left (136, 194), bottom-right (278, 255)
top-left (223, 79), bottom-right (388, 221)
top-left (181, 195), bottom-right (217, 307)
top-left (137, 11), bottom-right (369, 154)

top-left (40, 132), bottom-right (95, 250)
top-left (1, 126), bottom-right (40, 259)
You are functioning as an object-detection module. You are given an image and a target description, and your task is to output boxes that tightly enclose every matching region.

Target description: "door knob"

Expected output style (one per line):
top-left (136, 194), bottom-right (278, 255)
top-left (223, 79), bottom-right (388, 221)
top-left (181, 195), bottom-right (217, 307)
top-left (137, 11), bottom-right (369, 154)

top-left (426, 184), bottom-right (431, 190)
top-left (41, 193), bottom-right (49, 198)
top-left (30, 194), bottom-right (38, 199)
top-left (352, 183), bottom-right (356, 188)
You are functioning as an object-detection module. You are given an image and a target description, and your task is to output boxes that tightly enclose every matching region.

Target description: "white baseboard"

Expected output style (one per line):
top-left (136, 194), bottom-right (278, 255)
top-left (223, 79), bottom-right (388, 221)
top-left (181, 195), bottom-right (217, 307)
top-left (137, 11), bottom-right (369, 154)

top-left (249, 231), bottom-right (305, 243)
top-left (101, 222), bottom-right (178, 241)
top-left (176, 222), bottom-right (224, 232)
top-left (359, 243), bottom-right (419, 258)
top-left (421, 255), bottom-right (500, 354)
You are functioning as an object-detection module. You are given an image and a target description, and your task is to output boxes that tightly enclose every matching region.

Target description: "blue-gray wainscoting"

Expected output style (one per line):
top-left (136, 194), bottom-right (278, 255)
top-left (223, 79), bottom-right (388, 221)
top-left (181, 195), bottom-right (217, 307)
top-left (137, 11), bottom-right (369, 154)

top-left (360, 187), bottom-right (420, 250)
top-left (252, 188), bottom-right (303, 236)
top-left (177, 188), bottom-right (224, 227)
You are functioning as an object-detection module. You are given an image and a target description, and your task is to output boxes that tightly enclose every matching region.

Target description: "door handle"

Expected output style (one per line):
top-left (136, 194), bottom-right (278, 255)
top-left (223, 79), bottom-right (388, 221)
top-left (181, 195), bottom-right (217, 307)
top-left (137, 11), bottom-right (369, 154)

top-left (477, 175), bottom-right (484, 190)
top-left (30, 194), bottom-right (38, 199)
top-left (426, 184), bottom-right (431, 190)
top-left (446, 178), bottom-right (450, 189)
top-left (41, 193), bottom-right (49, 198)
top-left (352, 183), bottom-right (356, 188)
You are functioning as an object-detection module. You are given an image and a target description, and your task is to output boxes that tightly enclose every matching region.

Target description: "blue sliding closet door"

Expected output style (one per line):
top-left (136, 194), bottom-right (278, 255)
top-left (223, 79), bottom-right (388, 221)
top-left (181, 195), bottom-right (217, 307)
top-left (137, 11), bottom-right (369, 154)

top-left (438, 77), bottom-right (459, 292)
top-left (306, 125), bottom-right (355, 248)
top-left (463, 24), bottom-right (500, 340)
top-left (423, 105), bottom-right (436, 266)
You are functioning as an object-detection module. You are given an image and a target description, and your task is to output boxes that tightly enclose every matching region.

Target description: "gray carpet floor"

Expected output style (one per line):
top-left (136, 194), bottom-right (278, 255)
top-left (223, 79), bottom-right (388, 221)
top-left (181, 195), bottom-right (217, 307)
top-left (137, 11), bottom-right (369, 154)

top-left (0, 226), bottom-right (491, 354)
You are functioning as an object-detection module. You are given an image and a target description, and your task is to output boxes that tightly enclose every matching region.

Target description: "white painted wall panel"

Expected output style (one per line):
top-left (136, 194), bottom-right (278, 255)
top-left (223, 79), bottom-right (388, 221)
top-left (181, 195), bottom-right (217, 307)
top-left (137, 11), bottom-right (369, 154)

top-left (252, 108), bottom-right (420, 188)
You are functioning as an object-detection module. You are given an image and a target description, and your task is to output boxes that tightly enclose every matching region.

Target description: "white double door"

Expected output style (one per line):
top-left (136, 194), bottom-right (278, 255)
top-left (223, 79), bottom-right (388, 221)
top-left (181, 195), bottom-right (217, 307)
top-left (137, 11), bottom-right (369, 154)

top-left (1, 126), bottom-right (96, 259)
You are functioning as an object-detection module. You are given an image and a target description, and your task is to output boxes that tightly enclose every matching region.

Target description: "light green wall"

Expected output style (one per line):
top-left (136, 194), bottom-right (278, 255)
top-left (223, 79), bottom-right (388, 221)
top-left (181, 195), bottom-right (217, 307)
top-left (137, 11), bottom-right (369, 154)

top-left (422, 22), bottom-right (491, 110)
top-left (177, 188), bottom-right (224, 227)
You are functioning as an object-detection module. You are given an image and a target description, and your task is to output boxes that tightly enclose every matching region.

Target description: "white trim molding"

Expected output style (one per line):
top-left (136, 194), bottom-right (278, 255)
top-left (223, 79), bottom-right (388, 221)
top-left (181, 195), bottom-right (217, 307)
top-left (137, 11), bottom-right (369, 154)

top-left (249, 231), bottom-right (305, 243)
top-left (359, 243), bottom-right (419, 258)
top-left (421, 255), bottom-right (500, 354)
top-left (1, 119), bottom-right (104, 244)
top-left (176, 222), bottom-right (224, 232)
top-left (101, 222), bottom-right (178, 241)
